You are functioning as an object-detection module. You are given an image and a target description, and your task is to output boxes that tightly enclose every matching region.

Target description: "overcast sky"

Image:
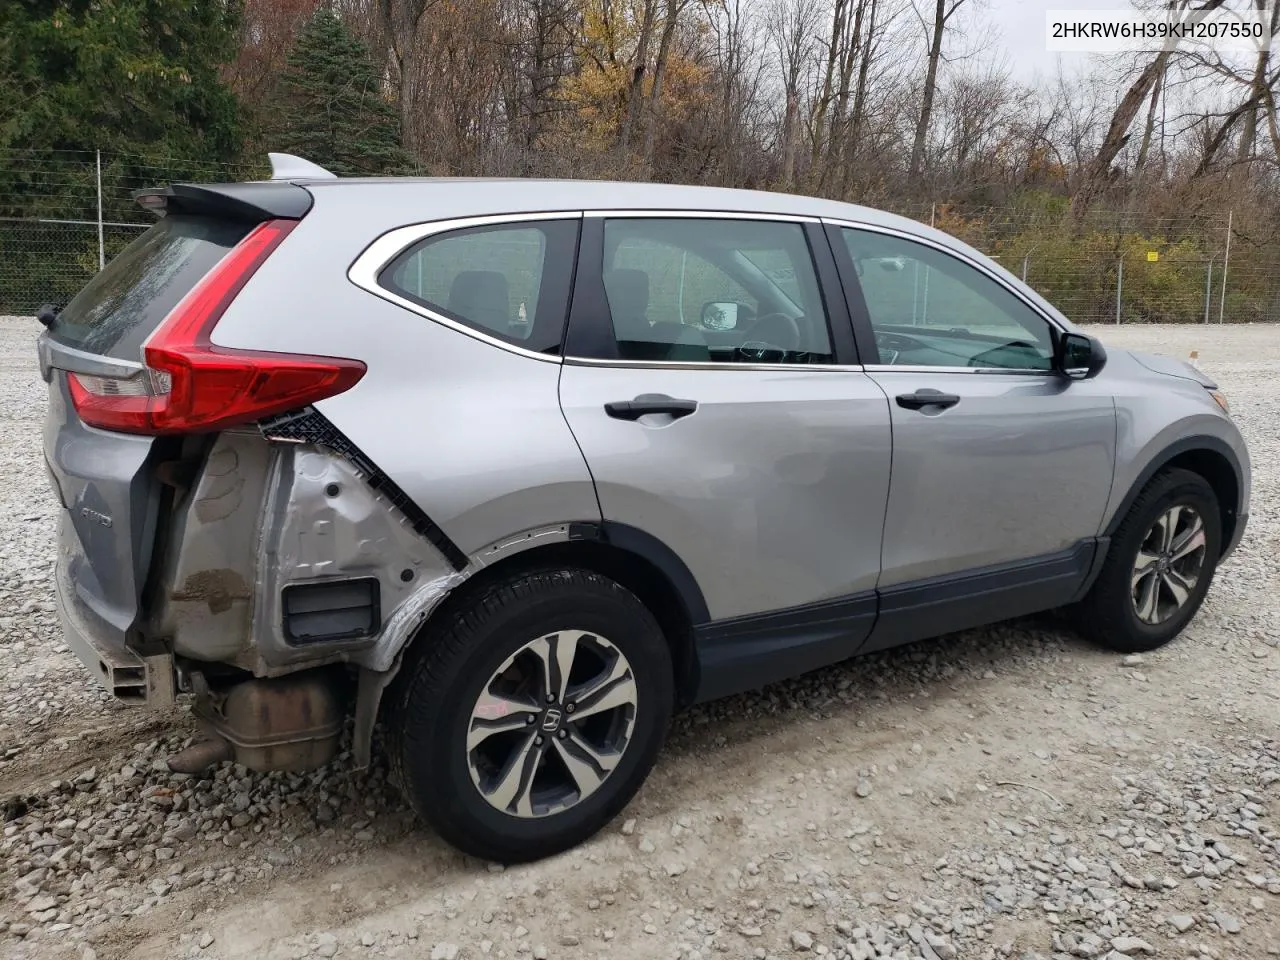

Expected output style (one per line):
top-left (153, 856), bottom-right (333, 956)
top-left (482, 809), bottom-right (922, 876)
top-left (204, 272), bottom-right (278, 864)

top-left (986, 0), bottom-right (1122, 82)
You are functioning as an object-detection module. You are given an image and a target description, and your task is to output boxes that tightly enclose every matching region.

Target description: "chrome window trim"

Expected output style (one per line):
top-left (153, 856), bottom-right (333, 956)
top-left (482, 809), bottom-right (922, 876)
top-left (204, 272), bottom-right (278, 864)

top-left (822, 217), bottom-right (1068, 374)
top-left (348, 211), bottom-right (585, 364)
top-left (586, 209), bottom-right (819, 223)
top-left (862, 364), bottom-right (1057, 376)
top-left (565, 357), bottom-right (866, 373)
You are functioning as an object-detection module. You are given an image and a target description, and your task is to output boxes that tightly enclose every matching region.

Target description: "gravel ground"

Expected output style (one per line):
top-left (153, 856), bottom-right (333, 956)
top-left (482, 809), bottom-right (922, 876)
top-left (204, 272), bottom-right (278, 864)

top-left (0, 317), bottom-right (1277, 960)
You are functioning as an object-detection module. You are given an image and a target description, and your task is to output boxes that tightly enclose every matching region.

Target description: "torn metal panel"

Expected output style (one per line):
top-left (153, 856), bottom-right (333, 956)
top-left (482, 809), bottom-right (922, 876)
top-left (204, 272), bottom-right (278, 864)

top-left (244, 443), bottom-right (460, 672)
top-left (150, 431), bottom-right (272, 662)
top-left (260, 407), bottom-right (468, 570)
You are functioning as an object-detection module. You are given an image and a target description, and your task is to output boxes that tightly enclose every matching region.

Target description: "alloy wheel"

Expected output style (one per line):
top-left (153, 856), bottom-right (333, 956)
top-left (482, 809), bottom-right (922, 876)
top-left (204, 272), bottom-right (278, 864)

top-left (465, 630), bottom-right (638, 818)
top-left (1131, 504), bottom-right (1208, 625)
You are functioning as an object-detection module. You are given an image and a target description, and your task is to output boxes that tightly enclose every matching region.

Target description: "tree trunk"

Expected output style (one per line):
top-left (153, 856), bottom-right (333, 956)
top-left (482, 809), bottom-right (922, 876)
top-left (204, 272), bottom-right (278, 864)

top-left (1133, 63), bottom-right (1164, 178)
top-left (908, 0), bottom-right (946, 180)
top-left (809, 0), bottom-right (847, 182)
top-left (1236, 56), bottom-right (1268, 163)
top-left (643, 0), bottom-right (683, 170)
top-left (823, 0), bottom-right (864, 193)
top-left (1070, 51), bottom-right (1172, 219)
top-left (619, 0), bottom-right (658, 161)
top-left (1071, 0), bottom-right (1227, 218)
top-left (842, 0), bottom-right (878, 196)
top-left (780, 90), bottom-right (800, 188)
top-left (376, 0), bottom-right (442, 161)
top-left (1192, 91), bottom-right (1270, 177)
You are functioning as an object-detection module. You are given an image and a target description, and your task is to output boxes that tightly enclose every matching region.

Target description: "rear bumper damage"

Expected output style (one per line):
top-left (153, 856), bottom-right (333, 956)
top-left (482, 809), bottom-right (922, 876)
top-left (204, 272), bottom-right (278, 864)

top-left (53, 549), bottom-right (175, 708)
top-left (52, 411), bottom-right (574, 774)
top-left (53, 418), bottom-right (467, 771)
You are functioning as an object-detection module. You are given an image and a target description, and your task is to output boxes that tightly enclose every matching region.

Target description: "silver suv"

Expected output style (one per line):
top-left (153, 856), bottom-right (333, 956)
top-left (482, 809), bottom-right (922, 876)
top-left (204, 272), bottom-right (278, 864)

top-left (39, 155), bottom-right (1249, 862)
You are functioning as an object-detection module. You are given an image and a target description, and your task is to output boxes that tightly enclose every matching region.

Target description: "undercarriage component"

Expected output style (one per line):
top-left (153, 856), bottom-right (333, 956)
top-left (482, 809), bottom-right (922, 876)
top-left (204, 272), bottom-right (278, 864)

top-left (188, 668), bottom-right (348, 773)
top-left (167, 738), bottom-right (234, 774)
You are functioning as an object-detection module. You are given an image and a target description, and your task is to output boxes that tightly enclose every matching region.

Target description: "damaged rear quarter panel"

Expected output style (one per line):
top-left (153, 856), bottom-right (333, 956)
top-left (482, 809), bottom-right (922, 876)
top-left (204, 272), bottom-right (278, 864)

top-left (245, 442), bottom-right (459, 672)
top-left (152, 432), bottom-right (269, 661)
top-left (154, 432), bottom-right (463, 673)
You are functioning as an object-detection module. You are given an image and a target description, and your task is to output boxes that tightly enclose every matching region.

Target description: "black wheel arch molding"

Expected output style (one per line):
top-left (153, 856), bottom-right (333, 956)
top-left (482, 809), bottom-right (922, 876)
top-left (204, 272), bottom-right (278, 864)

top-left (1103, 433), bottom-right (1247, 560)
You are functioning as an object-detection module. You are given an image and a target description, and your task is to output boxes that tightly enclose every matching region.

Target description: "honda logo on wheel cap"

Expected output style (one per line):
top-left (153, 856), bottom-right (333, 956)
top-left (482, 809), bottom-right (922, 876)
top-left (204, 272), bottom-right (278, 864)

top-left (541, 709), bottom-right (562, 731)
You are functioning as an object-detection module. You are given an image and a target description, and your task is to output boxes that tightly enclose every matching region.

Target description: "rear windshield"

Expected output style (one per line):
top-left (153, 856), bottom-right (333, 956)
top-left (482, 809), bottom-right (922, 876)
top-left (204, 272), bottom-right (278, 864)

top-left (50, 215), bottom-right (251, 360)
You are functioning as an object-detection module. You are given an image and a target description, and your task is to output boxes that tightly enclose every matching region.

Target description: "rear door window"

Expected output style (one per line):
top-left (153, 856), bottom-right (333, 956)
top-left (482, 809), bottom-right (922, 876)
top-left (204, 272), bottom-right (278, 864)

top-left (50, 216), bottom-right (251, 360)
top-left (379, 219), bottom-right (580, 354)
top-left (596, 217), bottom-right (835, 365)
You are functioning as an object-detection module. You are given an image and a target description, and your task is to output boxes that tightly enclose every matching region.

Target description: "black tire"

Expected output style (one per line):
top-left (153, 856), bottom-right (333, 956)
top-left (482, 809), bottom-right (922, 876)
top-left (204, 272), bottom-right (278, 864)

top-left (387, 567), bottom-right (673, 863)
top-left (1075, 467), bottom-right (1221, 653)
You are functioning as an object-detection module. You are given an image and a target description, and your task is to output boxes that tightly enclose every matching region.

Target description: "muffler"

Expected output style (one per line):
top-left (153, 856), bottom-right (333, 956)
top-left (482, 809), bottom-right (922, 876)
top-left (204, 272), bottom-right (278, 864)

top-left (169, 667), bottom-right (347, 774)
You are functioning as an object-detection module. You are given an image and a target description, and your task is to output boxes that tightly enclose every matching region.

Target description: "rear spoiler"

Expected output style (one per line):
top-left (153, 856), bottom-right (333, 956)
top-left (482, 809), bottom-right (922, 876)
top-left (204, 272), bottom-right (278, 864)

top-left (134, 182), bottom-right (313, 223)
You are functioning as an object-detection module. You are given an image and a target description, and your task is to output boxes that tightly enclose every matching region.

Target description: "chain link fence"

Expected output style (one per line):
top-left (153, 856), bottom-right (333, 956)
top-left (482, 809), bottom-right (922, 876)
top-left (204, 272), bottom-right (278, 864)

top-left (2, 150), bottom-right (1276, 324)
top-left (896, 203), bottom-right (1268, 326)
top-left (0, 150), bottom-right (263, 314)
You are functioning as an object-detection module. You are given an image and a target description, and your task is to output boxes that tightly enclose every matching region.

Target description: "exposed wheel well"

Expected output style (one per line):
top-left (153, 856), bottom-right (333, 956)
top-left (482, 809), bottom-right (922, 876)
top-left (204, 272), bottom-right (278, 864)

top-left (1161, 448), bottom-right (1240, 555)
top-left (420, 541), bottom-right (700, 707)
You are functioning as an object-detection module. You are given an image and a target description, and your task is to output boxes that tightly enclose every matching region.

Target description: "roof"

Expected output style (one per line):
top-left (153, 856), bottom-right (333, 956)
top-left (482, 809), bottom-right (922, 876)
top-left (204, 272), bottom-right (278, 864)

top-left (294, 176), bottom-right (922, 231)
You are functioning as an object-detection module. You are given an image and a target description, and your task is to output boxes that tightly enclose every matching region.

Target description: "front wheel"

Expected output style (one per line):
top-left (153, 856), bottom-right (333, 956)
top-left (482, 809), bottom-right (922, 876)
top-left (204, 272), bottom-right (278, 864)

top-left (1075, 468), bottom-right (1221, 654)
top-left (387, 568), bottom-right (673, 863)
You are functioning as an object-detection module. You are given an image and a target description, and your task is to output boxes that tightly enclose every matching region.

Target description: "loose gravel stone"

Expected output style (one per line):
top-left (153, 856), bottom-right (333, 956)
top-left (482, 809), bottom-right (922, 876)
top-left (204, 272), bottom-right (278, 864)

top-left (790, 930), bottom-right (814, 951)
top-left (0, 320), bottom-right (1277, 960)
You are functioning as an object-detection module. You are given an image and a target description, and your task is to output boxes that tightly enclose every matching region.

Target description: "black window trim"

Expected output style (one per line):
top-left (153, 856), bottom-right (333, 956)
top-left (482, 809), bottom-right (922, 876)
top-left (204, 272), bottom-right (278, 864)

top-left (563, 210), bottom-right (862, 369)
top-left (347, 211), bottom-right (585, 364)
top-left (823, 218), bottom-right (1067, 375)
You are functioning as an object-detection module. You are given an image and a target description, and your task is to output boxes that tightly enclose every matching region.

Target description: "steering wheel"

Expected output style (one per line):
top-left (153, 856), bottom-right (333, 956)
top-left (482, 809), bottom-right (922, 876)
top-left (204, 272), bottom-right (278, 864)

top-left (875, 331), bottom-right (927, 354)
top-left (742, 313), bottom-right (802, 352)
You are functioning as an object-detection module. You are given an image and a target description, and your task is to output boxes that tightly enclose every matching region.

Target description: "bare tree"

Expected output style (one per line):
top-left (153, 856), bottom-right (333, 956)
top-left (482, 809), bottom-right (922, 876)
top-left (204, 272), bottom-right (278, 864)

top-left (507, 0), bottom-right (580, 171)
top-left (768, 0), bottom-right (819, 188)
top-left (1070, 0), bottom-right (1228, 217)
top-left (907, 0), bottom-right (973, 179)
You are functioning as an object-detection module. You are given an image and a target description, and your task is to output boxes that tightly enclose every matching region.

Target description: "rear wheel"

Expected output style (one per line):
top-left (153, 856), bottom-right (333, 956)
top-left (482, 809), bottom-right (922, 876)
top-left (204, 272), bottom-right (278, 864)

top-left (388, 568), bottom-right (673, 863)
top-left (1075, 468), bottom-right (1221, 653)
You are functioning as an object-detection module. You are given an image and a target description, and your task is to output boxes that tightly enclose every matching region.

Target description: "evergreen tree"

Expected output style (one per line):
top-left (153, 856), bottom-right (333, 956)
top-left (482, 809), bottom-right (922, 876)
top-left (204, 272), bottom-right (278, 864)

top-left (272, 8), bottom-right (409, 176)
top-left (0, 0), bottom-right (242, 164)
top-left (0, 0), bottom-right (245, 312)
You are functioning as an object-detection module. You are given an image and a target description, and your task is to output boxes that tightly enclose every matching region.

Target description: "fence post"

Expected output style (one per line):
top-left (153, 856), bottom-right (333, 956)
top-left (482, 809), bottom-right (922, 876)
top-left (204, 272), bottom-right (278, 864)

top-left (1115, 258), bottom-right (1123, 323)
top-left (1218, 209), bottom-right (1232, 324)
top-left (1204, 258), bottom-right (1213, 324)
top-left (95, 150), bottom-right (105, 271)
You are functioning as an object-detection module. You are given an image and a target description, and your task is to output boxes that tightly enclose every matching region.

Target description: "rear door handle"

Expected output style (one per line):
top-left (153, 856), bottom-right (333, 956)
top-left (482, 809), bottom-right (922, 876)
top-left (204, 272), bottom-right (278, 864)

top-left (895, 388), bottom-right (960, 411)
top-left (605, 394), bottom-right (698, 421)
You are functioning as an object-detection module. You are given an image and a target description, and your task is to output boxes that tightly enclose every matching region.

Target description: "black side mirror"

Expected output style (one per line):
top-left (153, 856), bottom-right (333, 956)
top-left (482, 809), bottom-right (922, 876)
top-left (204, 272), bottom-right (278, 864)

top-left (36, 303), bottom-right (62, 328)
top-left (1057, 331), bottom-right (1107, 380)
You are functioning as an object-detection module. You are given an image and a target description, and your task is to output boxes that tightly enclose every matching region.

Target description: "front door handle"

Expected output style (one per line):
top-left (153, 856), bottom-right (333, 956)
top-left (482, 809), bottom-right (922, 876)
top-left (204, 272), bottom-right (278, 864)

top-left (605, 394), bottom-right (698, 421)
top-left (895, 388), bottom-right (960, 411)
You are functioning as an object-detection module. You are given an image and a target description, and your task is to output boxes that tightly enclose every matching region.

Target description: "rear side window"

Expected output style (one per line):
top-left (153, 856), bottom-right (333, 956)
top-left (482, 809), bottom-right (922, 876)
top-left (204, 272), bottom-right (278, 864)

top-left (379, 219), bottom-right (580, 354)
top-left (51, 216), bottom-right (251, 360)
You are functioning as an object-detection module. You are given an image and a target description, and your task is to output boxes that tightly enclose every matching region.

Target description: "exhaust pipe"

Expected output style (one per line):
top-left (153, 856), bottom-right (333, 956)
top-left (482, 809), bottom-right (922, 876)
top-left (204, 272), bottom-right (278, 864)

top-left (167, 738), bottom-right (233, 774)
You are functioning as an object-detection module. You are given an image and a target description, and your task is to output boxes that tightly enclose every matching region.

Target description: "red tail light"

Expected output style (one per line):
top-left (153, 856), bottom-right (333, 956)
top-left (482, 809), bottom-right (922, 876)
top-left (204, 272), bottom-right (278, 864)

top-left (69, 219), bottom-right (366, 435)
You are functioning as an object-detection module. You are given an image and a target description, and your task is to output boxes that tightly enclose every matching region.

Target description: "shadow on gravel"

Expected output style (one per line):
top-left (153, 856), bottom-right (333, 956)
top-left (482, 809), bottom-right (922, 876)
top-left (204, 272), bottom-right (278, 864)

top-left (1, 612), bottom-right (1111, 944)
